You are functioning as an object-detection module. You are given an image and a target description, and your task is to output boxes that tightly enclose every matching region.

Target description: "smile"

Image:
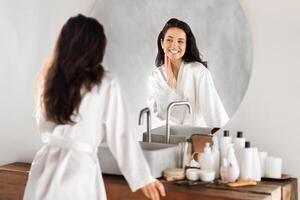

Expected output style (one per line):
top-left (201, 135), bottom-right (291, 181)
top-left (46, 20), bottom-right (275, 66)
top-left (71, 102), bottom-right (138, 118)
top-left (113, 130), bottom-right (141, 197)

top-left (169, 50), bottom-right (179, 54)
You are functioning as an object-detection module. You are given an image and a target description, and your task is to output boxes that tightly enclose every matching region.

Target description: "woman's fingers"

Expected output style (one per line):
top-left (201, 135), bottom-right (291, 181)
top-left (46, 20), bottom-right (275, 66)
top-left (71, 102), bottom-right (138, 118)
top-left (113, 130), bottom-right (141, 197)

top-left (149, 184), bottom-right (160, 200)
top-left (156, 181), bottom-right (166, 197)
top-left (142, 187), bottom-right (150, 198)
top-left (141, 180), bottom-right (166, 200)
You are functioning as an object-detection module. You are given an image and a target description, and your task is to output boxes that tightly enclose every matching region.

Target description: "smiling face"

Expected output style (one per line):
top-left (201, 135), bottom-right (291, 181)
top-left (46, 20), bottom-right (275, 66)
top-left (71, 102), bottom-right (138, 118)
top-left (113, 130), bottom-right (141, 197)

top-left (161, 27), bottom-right (187, 62)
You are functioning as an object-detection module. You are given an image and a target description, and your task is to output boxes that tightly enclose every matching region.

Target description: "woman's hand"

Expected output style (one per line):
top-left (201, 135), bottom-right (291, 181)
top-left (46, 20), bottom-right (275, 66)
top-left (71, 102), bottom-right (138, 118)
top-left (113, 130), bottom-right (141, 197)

top-left (164, 53), bottom-right (176, 87)
top-left (141, 180), bottom-right (166, 200)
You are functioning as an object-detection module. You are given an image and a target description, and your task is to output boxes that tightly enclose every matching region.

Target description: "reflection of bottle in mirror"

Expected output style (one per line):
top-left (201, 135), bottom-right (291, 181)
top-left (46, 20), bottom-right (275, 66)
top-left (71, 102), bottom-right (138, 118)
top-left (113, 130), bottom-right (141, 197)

top-left (200, 143), bottom-right (214, 171)
top-left (212, 136), bottom-right (220, 178)
top-left (240, 141), bottom-right (253, 180)
top-left (233, 131), bottom-right (245, 177)
top-left (220, 130), bottom-right (232, 161)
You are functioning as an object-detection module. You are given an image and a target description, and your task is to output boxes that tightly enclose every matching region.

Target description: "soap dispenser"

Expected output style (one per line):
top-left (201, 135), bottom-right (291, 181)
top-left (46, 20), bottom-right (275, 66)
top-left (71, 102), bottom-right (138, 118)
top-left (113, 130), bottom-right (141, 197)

top-left (212, 136), bottom-right (220, 178)
top-left (200, 143), bottom-right (214, 171)
top-left (220, 130), bottom-right (232, 161)
top-left (226, 144), bottom-right (240, 182)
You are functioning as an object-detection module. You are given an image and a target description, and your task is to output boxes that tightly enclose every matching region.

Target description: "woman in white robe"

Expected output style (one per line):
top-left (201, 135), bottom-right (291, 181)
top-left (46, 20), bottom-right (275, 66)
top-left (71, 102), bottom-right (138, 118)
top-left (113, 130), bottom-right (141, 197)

top-left (148, 18), bottom-right (229, 128)
top-left (23, 14), bottom-right (165, 200)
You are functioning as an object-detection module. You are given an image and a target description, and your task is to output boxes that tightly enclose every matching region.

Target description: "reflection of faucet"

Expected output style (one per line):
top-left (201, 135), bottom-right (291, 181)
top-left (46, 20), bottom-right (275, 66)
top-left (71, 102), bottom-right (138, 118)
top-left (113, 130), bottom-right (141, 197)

top-left (166, 101), bottom-right (192, 144)
top-left (138, 107), bottom-right (151, 143)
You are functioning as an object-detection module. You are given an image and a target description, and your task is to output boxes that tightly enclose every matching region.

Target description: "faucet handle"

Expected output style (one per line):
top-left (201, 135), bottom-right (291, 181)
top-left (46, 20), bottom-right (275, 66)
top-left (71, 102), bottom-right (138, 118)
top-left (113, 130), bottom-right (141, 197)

top-left (138, 107), bottom-right (150, 125)
top-left (138, 107), bottom-right (151, 143)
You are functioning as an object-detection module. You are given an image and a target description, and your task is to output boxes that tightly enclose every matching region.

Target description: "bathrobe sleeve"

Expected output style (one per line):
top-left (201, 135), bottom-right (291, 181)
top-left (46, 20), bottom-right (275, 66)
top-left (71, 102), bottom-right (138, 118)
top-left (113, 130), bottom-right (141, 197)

top-left (198, 69), bottom-right (229, 127)
top-left (103, 78), bottom-right (156, 192)
top-left (148, 69), bottom-right (187, 121)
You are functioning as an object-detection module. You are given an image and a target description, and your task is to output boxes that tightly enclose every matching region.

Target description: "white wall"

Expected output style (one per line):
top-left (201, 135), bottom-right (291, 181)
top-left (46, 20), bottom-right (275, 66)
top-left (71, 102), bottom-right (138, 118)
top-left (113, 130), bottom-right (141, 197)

top-left (0, 0), bottom-right (299, 194)
top-left (0, 0), bottom-right (96, 164)
top-left (224, 0), bottom-right (300, 193)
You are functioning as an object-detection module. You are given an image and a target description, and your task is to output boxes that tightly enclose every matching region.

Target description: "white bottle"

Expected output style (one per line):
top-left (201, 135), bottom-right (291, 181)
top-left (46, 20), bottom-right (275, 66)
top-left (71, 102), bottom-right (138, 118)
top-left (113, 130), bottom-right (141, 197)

top-left (240, 141), bottom-right (253, 180)
top-left (233, 131), bottom-right (246, 173)
top-left (220, 158), bottom-right (229, 183)
top-left (200, 143), bottom-right (214, 171)
top-left (220, 130), bottom-right (232, 161)
top-left (212, 136), bottom-right (220, 178)
top-left (226, 143), bottom-right (240, 182)
top-left (259, 152), bottom-right (268, 177)
top-left (252, 147), bottom-right (261, 181)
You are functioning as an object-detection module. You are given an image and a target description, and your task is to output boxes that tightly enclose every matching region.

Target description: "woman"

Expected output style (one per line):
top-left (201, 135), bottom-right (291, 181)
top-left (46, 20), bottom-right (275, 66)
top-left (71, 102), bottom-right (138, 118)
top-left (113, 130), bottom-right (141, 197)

top-left (148, 18), bottom-right (229, 128)
top-left (23, 14), bottom-right (165, 200)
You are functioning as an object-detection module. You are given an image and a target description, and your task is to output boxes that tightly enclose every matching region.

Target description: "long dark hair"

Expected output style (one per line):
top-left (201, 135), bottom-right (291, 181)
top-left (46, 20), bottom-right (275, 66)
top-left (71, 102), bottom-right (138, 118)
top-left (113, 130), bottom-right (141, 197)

top-left (155, 18), bottom-right (207, 68)
top-left (42, 14), bottom-right (106, 124)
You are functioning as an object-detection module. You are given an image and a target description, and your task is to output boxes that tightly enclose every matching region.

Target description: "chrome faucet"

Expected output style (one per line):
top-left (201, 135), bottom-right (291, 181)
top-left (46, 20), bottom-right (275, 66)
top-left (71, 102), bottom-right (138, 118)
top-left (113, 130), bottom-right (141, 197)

top-left (138, 107), bottom-right (151, 143)
top-left (166, 101), bottom-right (192, 144)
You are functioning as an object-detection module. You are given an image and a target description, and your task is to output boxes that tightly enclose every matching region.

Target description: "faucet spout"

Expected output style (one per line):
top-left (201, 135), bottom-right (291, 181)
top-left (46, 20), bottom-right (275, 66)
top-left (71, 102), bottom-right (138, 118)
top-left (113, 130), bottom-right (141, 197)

top-left (138, 107), bottom-right (152, 143)
top-left (166, 101), bottom-right (192, 144)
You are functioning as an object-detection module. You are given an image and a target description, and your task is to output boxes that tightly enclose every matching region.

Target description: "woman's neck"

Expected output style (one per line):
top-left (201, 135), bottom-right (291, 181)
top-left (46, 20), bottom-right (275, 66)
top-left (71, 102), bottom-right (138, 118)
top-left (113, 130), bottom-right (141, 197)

top-left (170, 59), bottom-right (183, 80)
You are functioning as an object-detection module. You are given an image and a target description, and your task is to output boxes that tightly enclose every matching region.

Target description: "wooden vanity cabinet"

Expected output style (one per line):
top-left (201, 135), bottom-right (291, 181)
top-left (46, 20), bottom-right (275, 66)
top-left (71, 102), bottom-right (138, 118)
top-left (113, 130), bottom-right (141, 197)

top-left (0, 162), bottom-right (298, 200)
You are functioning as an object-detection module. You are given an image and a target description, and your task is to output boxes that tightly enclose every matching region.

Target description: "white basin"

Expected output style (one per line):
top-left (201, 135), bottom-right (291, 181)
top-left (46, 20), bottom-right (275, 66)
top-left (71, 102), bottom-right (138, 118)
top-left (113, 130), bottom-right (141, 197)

top-left (98, 142), bottom-right (179, 178)
top-left (143, 125), bottom-right (213, 144)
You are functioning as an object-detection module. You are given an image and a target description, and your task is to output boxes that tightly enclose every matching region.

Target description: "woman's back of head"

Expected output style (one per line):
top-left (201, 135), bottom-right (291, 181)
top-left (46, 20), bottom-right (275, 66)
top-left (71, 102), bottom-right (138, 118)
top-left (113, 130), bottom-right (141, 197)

top-left (42, 14), bottom-right (106, 125)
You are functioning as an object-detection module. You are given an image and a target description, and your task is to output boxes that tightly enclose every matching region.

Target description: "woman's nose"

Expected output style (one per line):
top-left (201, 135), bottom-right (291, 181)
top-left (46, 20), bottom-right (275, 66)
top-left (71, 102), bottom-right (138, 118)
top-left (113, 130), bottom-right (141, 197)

top-left (171, 41), bottom-right (178, 49)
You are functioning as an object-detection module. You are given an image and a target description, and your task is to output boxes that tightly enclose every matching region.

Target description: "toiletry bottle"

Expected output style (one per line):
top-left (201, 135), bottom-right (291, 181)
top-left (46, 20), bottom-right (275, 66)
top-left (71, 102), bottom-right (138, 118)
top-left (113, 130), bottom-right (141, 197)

top-left (233, 131), bottom-right (245, 172)
top-left (226, 144), bottom-right (240, 182)
top-left (200, 143), bottom-right (214, 171)
top-left (252, 147), bottom-right (261, 181)
top-left (240, 141), bottom-right (253, 180)
top-left (220, 158), bottom-right (229, 183)
top-left (220, 130), bottom-right (232, 161)
top-left (259, 152), bottom-right (268, 177)
top-left (212, 136), bottom-right (220, 178)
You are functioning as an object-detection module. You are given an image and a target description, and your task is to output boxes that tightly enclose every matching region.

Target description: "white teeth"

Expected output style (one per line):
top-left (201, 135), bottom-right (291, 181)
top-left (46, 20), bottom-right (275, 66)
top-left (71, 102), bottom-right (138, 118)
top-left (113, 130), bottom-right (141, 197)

top-left (170, 50), bottom-right (179, 54)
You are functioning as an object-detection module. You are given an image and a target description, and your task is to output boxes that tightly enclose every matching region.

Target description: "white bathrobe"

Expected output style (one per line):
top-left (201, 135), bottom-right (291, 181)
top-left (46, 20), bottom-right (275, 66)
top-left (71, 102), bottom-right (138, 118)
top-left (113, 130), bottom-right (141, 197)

top-left (23, 72), bottom-right (155, 200)
top-left (148, 62), bottom-right (229, 128)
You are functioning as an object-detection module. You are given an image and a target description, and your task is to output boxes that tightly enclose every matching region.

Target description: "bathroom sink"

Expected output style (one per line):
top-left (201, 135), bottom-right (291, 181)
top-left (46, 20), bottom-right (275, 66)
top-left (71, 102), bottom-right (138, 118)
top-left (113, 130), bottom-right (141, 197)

top-left (98, 142), bottom-right (179, 178)
top-left (143, 125), bottom-right (214, 144)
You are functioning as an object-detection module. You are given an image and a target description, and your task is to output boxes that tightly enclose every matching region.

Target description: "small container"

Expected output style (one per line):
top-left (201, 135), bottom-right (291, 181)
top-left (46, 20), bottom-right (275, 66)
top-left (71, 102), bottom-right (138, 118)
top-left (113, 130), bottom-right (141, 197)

top-left (186, 168), bottom-right (201, 181)
top-left (199, 170), bottom-right (215, 182)
top-left (163, 168), bottom-right (185, 181)
top-left (265, 157), bottom-right (282, 179)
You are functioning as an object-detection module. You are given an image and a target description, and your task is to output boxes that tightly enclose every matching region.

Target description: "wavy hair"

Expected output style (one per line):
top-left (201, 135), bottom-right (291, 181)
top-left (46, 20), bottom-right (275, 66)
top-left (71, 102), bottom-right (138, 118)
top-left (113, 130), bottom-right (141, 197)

top-left (155, 18), bottom-right (207, 68)
top-left (41, 14), bottom-right (106, 124)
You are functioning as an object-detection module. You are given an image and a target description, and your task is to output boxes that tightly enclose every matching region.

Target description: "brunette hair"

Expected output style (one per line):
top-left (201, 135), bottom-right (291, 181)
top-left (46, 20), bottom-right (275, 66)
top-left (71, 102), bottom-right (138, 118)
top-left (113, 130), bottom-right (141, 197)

top-left (42, 14), bottom-right (106, 124)
top-left (155, 18), bottom-right (207, 67)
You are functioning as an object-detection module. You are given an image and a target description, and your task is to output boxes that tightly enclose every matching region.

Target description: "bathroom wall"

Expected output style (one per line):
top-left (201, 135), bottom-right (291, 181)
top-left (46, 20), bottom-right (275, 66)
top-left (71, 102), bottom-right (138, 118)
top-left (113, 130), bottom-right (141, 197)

top-left (226, 0), bottom-right (300, 193)
top-left (0, 0), bottom-right (96, 164)
top-left (0, 0), bottom-right (299, 194)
